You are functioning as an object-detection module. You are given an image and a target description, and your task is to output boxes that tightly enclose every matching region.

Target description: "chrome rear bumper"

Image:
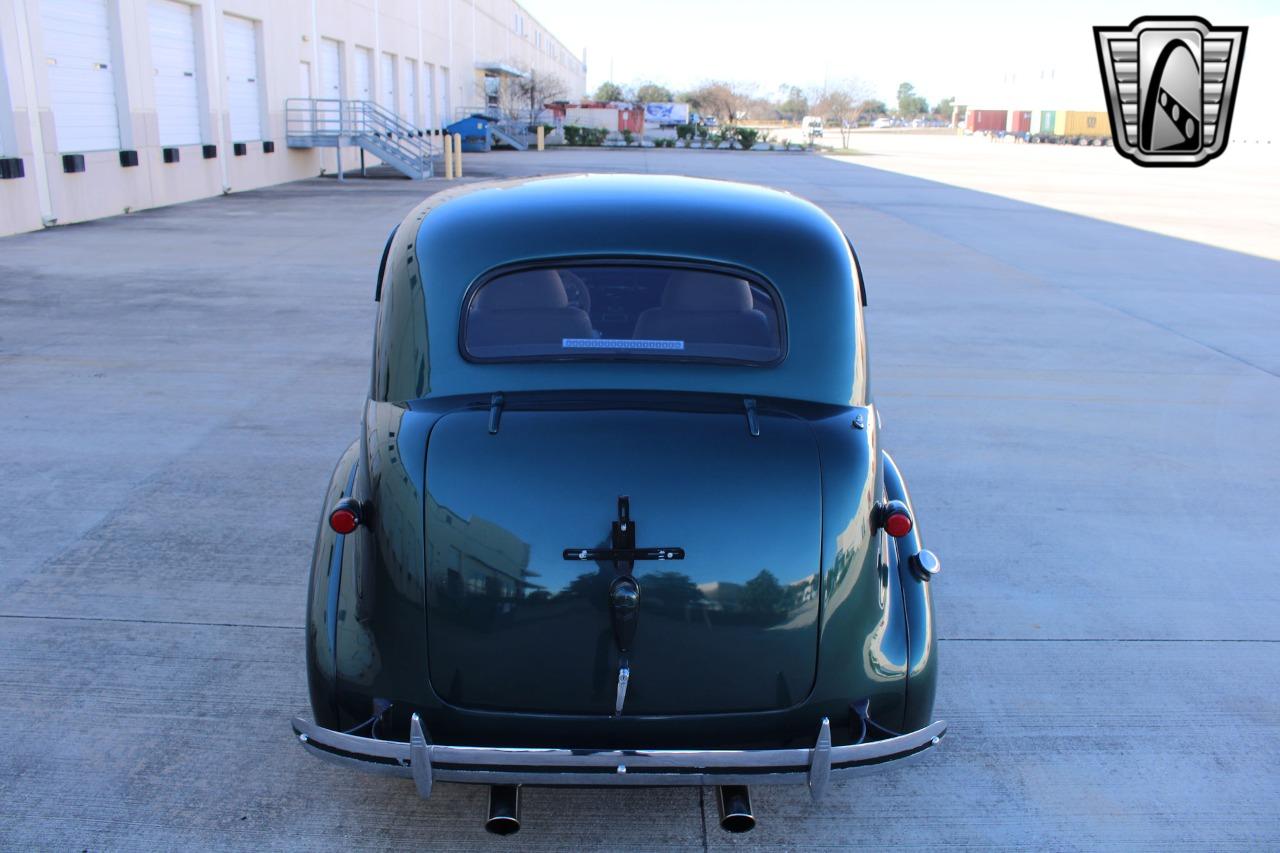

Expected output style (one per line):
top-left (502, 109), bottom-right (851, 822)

top-left (291, 714), bottom-right (946, 800)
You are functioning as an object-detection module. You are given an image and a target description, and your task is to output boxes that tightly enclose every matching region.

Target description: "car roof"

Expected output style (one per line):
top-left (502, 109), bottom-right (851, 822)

top-left (379, 174), bottom-right (867, 407)
top-left (415, 173), bottom-right (831, 244)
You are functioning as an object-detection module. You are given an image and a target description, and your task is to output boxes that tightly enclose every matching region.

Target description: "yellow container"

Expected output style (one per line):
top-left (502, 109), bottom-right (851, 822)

top-left (1056, 111), bottom-right (1110, 138)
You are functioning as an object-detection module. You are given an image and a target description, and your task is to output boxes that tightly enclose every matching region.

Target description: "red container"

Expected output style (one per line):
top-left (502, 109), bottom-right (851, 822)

top-left (617, 108), bottom-right (644, 134)
top-left (966, 109), bottom-right (1007, 132)
top-left (1007, 111), bottom-right (1031, 133)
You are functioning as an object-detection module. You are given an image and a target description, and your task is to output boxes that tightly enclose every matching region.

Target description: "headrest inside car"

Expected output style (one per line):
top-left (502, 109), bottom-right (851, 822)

top-left (661, 271), bottom-right (754, 312)
top-left (474, 268), bottom-right (569, 310)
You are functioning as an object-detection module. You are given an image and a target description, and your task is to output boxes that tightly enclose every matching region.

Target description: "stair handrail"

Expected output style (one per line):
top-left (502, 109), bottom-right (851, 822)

top-left (285, 98), bottom-right (435, 179)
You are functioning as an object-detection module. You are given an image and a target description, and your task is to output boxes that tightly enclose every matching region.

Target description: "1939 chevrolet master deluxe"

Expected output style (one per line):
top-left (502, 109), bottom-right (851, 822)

top-left (292, 174), bottom-right (944, 834)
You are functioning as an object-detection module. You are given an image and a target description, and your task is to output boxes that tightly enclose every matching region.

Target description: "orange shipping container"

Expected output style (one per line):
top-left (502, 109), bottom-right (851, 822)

top-left (1054, 111), bottom-right (1110, 138)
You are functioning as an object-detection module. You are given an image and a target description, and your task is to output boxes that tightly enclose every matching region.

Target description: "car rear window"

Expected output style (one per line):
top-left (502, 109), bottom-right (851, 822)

top-left (462, 263), bottom-right (784, 365)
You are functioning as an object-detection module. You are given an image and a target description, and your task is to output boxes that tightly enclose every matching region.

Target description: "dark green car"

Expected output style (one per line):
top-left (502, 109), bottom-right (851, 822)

top-left (293, 174), bottom-right (944, 834)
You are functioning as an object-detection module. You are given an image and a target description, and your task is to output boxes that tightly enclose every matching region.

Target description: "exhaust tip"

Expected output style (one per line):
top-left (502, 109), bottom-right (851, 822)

top-left (720, 812), bottom-right (756, 834)
top-left (716, 785), bottom-right (756, 833)
top-left (485, 785), bottom-right (521, 835)
top-left (484, 815), bottom-right (521, 836)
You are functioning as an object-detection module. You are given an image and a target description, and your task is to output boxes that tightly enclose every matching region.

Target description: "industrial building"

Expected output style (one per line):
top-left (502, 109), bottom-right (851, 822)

top-left (0, 0), bottom-right (585, 236)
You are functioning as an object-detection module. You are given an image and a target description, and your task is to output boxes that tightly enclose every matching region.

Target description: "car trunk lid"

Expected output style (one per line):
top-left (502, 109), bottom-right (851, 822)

top-left (424, 402), bottom-right (822, 715)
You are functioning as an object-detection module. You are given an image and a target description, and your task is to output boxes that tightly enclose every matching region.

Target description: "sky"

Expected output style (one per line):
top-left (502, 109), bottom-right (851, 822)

top-left (524, 0), bottom-right (1277, 131)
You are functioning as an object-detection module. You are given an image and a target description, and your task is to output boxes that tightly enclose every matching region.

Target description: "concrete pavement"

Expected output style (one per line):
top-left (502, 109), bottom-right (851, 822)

top-left (1, 149), bottom-right (1277, 849)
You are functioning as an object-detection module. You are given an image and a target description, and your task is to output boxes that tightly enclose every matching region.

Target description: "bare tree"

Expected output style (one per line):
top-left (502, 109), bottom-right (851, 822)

top-left (681, 81), bottom-right (755, 125)
top-left (501, 66), bottom-right (566, 120)
top-left (813, 78), bottom-right (873, 146)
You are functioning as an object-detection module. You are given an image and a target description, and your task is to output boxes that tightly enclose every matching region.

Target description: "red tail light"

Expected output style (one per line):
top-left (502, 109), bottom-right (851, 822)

top-left (328, 497), bottom-right (362, 534)
top-left (876, 500), bottom-right (913, 538)
top-left (883, 511), bottom-right (913, 538)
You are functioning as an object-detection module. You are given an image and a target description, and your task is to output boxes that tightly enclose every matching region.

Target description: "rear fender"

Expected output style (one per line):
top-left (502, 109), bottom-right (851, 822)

top-left (305, 440), bottom-right (361, 729)
top-left (882, 450), bottom-right (938, 731)
top-left (809, 404), bottom-right (908, 729)
top-left (306, 400), bottom-right (441, 732)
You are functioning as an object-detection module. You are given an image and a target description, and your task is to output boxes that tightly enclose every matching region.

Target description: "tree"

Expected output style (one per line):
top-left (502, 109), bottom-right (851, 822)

top-left (934, 96), bottom-right (955, 121)
top-left (634, 82), bottom-right (673, 104)
top-left (682, 81), bottom-right (754, 125)
top-left (860, 99), bottom-right (887, 117)
top-left (814, 78), bottom-right (872, 146)
top-left (897, 82), bottom-right (917, 115)
top-left (777, 85), bottom-right (809, 122)
top-left (593, 81), bottom-right (625, 102)
top-left (896, 82), bottom-right (928, 117)
top-left (507, 67), bottom-right (565, 117)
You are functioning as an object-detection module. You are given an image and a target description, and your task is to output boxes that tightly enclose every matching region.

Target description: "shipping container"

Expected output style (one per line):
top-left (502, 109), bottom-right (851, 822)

top-left (617, 107), bottom-right (644, 134)
top-left (564, 107), bottom-right (618, 131)
top-left (1007, 111), bottom-right (1031, 134)
top-left (558, 102), bottom-right (645, 135)
top-left (966, 109), bottom-right (1007, 132)
top-left (1059, 110), bottom-right (1110, 138)
top-left (1035, 110), bottom-right (1056, 134)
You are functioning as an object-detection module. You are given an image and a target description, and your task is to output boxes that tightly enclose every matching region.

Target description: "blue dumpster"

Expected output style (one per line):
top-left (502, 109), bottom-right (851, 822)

top-left (445, 115), bottom-right (495, 152)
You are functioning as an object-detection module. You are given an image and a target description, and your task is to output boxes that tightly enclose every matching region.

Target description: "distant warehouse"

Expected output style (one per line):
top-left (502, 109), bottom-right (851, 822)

top-left (0, 0), bottom-right (586, 236)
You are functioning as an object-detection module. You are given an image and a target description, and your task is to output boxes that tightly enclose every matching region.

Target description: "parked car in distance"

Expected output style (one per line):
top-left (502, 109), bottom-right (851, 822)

top-left (292, 174), bottom-right (946, 836)
top-left (872, 117), bottom-right (894, 128)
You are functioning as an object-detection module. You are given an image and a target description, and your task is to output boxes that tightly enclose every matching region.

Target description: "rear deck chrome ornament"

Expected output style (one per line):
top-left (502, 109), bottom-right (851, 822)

top-left (1094, 16), bottom-right (1247, 167)
top-left (615, 662), bottom-right (631, 717)
top-left (565, 496), bottom-right (686, 716)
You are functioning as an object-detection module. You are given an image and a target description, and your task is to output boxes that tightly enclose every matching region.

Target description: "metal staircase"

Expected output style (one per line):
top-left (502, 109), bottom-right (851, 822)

top-left (286, 98), bottom-right (435, 180)
top-left (490, 125), bottom-right (529, 151)
top-left (454, 106), bottom-right (536, 150)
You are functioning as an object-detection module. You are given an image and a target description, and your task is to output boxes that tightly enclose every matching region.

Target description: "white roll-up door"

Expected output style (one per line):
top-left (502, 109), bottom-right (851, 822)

top-left (353, 47), bottom-right (371, 101)
top-left (440, 66), bottom-right (450, 123)
top-left (379, 53), bottom-right (395, 111)
top-left (148, 0), bottom-right (201, 146)
top-left (422, 63), bottom-right (435, 130)
top-left (0, 39), bottom-right (14, 155)
top-left (402, 59), bottom-right (417, 124)
top-left (40, 0), bottom-right (122, 152)
top-left (319, 39), bottom-right (340, 99)
top-left (223, 15), bottom-right (262, 141)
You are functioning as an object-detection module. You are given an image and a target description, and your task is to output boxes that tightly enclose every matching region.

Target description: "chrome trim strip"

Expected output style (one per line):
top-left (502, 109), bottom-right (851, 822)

top-left (291, 716), bottom-right (947, 796)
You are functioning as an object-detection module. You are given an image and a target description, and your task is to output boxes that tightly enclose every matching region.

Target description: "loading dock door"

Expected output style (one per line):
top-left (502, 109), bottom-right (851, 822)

top-left (423, 63), bottom-right (435, 130)
top-left (402, 59), bottom-right (417, 124)
top-left (223, 15), bottom-right (262, 141)
top-left (148, 0), bottom-right (201, 146)
top-left (319, 39), bottom-right (340, 98)
top-left (353, 47), bottom-right (371, 101)
top-left (40, 0), bottom-right (122, 151)
top-left (440, 66), bottom-right (450, 123)
top-left (379, 53), bottom-right (395, 111)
